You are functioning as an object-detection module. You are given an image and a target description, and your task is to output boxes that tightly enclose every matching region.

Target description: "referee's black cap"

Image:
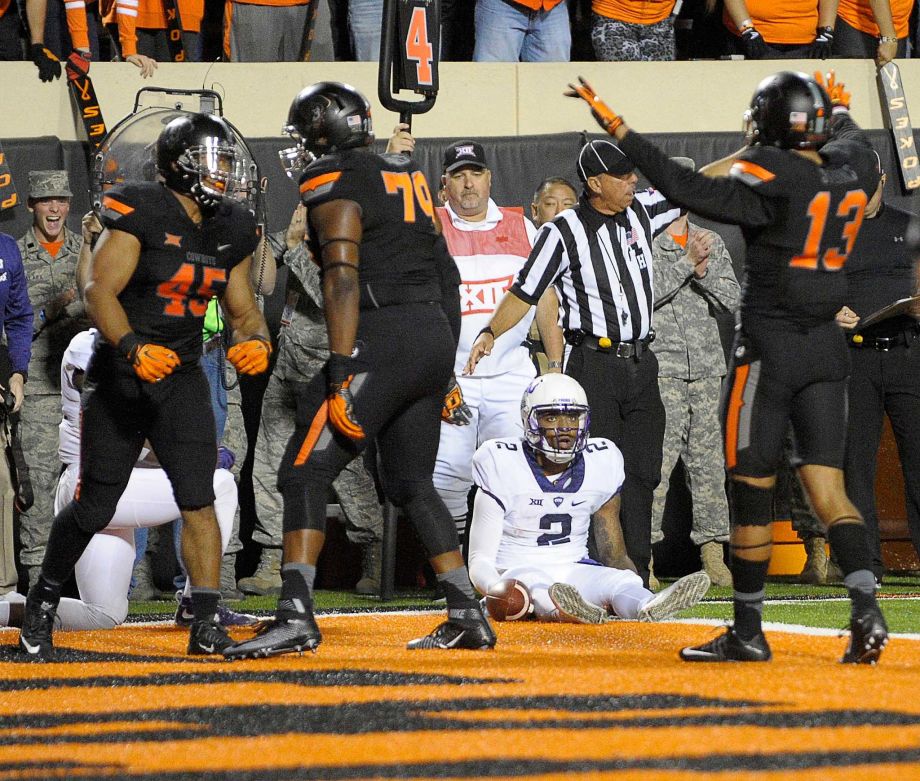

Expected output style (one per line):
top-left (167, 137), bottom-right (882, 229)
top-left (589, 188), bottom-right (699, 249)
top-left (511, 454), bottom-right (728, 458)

top-left (576, 139), bottom-right (634, 182)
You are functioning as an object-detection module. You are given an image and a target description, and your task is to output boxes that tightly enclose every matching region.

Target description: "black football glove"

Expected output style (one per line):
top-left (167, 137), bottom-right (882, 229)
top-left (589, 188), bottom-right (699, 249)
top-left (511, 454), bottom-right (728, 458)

top-left (326, 352), bottom-right (365, 441)
top-left (810, 26), bottom-right (834, 59)
top-left (31, 43), bottom-right (62, 82)
top-left (441, 374), bottom-right (473, 426)
top-left (740, 27), bottom-right (771, 60)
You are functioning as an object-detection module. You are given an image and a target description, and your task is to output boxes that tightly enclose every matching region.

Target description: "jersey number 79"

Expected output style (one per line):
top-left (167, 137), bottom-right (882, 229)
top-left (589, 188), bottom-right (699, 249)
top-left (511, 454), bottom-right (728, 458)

top-left (381, 170), bottom-right (435, 223)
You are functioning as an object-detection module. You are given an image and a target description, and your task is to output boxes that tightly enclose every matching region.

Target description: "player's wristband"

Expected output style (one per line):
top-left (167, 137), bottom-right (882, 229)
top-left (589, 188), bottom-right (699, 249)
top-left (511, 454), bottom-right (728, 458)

top-left (477, 326), bottom-right (495, 340)
top-left (879, 35), bottom-right (898, 43)
top-left (117, 332), bottom-right (142, 360)
top-left (547, 360), bottom-right (563, 370)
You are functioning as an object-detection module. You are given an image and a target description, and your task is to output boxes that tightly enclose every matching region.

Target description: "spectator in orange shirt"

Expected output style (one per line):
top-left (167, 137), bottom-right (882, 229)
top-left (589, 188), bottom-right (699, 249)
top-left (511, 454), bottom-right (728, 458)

top-left (591, 0), bottom-right (678, 61)
top-left (114, 0), bottom-right (200, 72)
top-left (833, 0), bottom-right (908, 64)
top-left (722, 0), bottom-right (838, 59)
top-left (226, 0), bottom-right (315, 61)
top-left (474, 0), bottom-right (571, 61)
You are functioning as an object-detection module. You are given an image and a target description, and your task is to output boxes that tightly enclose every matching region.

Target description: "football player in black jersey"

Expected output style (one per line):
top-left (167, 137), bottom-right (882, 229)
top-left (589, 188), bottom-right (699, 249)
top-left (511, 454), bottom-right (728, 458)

top-left (224, 81), bottom-right (496, 659)
top-left (19, 113), bottom-right (272, 660)
top-left (567, 70), bottom-right (889, 665)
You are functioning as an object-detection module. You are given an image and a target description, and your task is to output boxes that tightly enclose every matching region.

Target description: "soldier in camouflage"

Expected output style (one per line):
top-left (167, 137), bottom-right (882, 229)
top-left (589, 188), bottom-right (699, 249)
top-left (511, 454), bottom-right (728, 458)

top-left (16, 170), bottom-right (89, 586)
top-left (650, 158), bottom-right (740, 588)
top-left (239, 204), bottom-right (384, 597)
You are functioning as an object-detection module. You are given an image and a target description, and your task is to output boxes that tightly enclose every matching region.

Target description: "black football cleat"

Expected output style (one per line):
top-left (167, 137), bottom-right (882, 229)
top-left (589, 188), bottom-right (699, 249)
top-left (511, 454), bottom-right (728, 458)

top-left (680, 627), bottom-right (772, 662)
top-left (842, 606), bottom-right (888, 664)
top-left (223, 614), bottom-right (322, 660)
top-left (407, 606), bottom-right (497, 650)
top-left (187, 619), bottom-right (234, 656)
top-left (19, 594), bottom-right (58, 661)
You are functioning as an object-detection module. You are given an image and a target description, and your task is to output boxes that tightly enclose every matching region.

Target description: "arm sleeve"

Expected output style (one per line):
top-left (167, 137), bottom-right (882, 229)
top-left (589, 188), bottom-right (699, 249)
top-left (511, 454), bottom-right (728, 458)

top-left (467, 488), bottom-right (505, 595)
top-left (115, 0), bottom-right (138, 56)
top-left (510, 223), bottom-right (566, 305)
top-left (691, 234), bottom-right (741, 314)
top-left (652, 235), bottom-right (694, 310)
top-left (4, 248), bottom-right (34, 376)
top-left (434, 234), bottom-right (461, 347)
top-left (618, 129), bottom-right (777, 229)
top-left (65, 0), bottom-right (90, 50)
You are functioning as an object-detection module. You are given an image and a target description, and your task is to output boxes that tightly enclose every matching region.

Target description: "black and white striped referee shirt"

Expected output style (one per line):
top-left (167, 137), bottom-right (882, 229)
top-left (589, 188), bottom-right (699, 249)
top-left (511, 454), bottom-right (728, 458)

top-left (511, 192), bottom-right (681, 342)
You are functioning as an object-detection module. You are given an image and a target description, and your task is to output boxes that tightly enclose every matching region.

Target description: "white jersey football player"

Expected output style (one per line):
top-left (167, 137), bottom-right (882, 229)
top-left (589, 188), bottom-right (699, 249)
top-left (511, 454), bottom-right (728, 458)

top-left (467, 374), bottom-right (710, 623)
top-left (0, 329), bottom-right (247, 634)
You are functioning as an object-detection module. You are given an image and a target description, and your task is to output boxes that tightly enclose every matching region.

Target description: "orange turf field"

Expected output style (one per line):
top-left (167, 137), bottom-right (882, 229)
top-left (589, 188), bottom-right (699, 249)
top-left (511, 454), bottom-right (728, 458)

top-left (1, 614), bottom-right (919, 780)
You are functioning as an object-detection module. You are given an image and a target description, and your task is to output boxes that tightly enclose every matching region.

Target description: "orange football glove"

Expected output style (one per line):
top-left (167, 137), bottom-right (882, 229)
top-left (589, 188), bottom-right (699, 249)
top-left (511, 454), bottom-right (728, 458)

top-left (119, 334), bottom-right (180, 383)
top-left (326, 352), bottom-right (365, 441)
top-left (227, 335), bottom-right (272, 375)
top-left (441, 375), bottom-right (472, 426)
top-left (564, 76), bottom-right (624, 135)
top-left (815, 70), bottom-right (851, 109)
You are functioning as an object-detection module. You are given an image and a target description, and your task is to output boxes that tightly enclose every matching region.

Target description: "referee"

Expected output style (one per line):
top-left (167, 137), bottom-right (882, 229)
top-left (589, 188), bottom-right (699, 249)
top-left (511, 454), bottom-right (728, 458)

top-left (835, 160), bottom-right (920, 582)
top-left (465, 138), bottom-right (680, 587)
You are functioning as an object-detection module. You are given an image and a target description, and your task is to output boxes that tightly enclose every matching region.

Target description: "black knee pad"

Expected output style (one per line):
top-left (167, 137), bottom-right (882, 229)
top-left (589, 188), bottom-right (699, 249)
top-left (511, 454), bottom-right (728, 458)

top-left (281, 479), bottom-right (330, 535)
top-left (728, 480), bottom-right (774, 527)
top-left (70, 492), bottom-right (120, 534)
top-left (392, 481), bottom-right (459, 559)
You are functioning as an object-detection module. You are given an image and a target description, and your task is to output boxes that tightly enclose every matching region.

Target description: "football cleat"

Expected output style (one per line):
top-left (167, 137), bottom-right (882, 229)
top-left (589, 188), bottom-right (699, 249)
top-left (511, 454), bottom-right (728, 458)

top-left (842, 605), bottom-right (888, 664)
top-left (406, 606), bottom-right (497, 650)
top-left (223, 615), bottom-right (322, 660)
top-left (549, 583), bottom-right (609, 624)
top-left (187, 619), bottom-right (234, 655)
top-left (19, 595), bottom-right (58, 661)
top-left (637, 571), bottom-right (711, 622)
top-left (174, 592), bottom-right (259, 628)
top-left (680, 627), bottom-right (772, 662)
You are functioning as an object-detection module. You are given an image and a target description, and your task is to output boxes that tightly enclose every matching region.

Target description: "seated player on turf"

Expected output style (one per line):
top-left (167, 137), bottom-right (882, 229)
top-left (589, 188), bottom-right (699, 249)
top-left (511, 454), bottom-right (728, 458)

top-left (0, 329), bottom-right (255, 634)
top-left (467, 374), bottom-right (710, 624)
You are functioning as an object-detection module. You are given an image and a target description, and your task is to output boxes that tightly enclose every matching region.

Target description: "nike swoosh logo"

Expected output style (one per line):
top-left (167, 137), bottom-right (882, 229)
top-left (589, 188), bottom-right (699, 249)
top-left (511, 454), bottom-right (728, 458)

top-left (180, 608), bottom-right (195, 622)
top-left (217, 243), bottom-right (233, 252)
top-left (444, 630), bottom-right (465, 648)
top-left (572, 500), bottom-right (587, 506)
top-left (199, 644), bottom-right (215, 654)
top-left (20, 637), bottom-right (42, 655)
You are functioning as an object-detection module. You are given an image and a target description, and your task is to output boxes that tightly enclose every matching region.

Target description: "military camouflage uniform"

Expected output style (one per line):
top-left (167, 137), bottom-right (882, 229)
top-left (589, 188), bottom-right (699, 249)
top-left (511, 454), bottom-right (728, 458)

top-left (651, 223), bottom-right (740, 546)
top-left (16, 222), bottom-right (87, 572)
top-left (249, 233), bottom-right (383, 551)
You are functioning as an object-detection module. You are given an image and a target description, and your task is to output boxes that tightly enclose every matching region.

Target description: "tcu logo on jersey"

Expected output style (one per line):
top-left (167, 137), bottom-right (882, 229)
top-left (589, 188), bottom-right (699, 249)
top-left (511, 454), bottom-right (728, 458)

top-left (460, 275), bottom-right (514, 315)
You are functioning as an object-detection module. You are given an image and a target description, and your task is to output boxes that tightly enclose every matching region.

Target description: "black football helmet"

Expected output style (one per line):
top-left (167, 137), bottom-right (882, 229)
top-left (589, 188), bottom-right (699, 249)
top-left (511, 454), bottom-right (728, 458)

top-left (280, 81), bottom-right (374, 177)
top-left (156, 113), bottom-right (244, 210)
top-left (745, 71), bottom-right (832, 150)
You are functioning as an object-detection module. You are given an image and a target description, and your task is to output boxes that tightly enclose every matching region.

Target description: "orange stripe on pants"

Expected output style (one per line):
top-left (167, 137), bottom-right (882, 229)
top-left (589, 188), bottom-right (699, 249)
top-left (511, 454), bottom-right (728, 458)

top-left (294, 401), bottom-right (329, 466)
top-left (724, 364), bottom-right (750, 471)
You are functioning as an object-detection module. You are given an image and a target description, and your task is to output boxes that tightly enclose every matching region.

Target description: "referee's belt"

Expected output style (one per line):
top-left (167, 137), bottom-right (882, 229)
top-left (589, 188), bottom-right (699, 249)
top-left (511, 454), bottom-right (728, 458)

top-left (565, 329), bottom-right (655, 358)
top-left (848, 321), bottom-right (920, 351)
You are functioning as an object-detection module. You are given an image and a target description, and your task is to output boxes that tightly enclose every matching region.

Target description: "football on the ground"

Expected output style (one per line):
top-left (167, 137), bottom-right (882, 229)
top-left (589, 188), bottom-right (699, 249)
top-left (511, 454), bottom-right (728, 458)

top-left (485, 579), bottom-right (532, 621)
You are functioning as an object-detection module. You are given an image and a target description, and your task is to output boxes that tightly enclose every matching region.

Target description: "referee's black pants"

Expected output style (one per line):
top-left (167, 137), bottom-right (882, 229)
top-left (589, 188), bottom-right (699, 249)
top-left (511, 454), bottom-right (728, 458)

top-left (844, 334), bottom-right (920, 579)
top-left (566, 344), bottom-right (665, 588)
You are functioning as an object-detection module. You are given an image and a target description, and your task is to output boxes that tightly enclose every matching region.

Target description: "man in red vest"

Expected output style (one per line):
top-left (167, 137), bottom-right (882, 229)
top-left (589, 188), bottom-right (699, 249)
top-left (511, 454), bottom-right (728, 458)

top-left (435, 139), bottom-right (562, 546)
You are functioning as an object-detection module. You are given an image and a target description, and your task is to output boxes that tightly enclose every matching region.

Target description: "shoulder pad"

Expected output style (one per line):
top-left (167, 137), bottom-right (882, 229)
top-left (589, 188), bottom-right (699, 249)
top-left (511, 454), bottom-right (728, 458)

top-left (99, 182), bottom-right (155, 232)
top-left (730, 147), bottom-right (783, 188)
top-left (298, 153), bottom-right (352, 204)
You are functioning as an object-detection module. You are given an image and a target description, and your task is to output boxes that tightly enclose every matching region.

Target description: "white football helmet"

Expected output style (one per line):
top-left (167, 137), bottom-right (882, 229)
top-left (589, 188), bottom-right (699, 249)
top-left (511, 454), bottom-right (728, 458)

top-left (520, 375), bottom-right (590, 464)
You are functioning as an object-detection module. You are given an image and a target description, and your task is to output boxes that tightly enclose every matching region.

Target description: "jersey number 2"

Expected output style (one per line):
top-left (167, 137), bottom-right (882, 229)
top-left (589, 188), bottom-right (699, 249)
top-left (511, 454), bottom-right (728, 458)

top-left (381, 170), bottom-right (434, 223)
top-left (790, 190), bottom-right (867, 270)
top-left (537, 513), bottom-right (572, 547)
top-left (157, 263), bottom-right (225, 317)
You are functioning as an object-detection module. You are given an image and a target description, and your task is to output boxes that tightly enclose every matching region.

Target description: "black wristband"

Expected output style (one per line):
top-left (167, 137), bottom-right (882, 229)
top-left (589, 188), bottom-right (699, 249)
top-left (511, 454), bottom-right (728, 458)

top-left (117, 332), bottom-right (142, 360)
top-left (477, 326), bottom-right (495, 340)
top-left (326, 351), bottom-right (356, 386)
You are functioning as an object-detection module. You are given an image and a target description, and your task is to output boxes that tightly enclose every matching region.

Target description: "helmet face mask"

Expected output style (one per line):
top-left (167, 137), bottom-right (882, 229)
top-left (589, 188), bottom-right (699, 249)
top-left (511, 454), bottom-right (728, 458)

top-left (521, 375), bottom-right (591, 465)
top-left (746, 71), bottom-right (832, 150)
top-left (157, 114), bottom-right (245, 211)
top-left (280, 81), bottom-right (374, 177)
